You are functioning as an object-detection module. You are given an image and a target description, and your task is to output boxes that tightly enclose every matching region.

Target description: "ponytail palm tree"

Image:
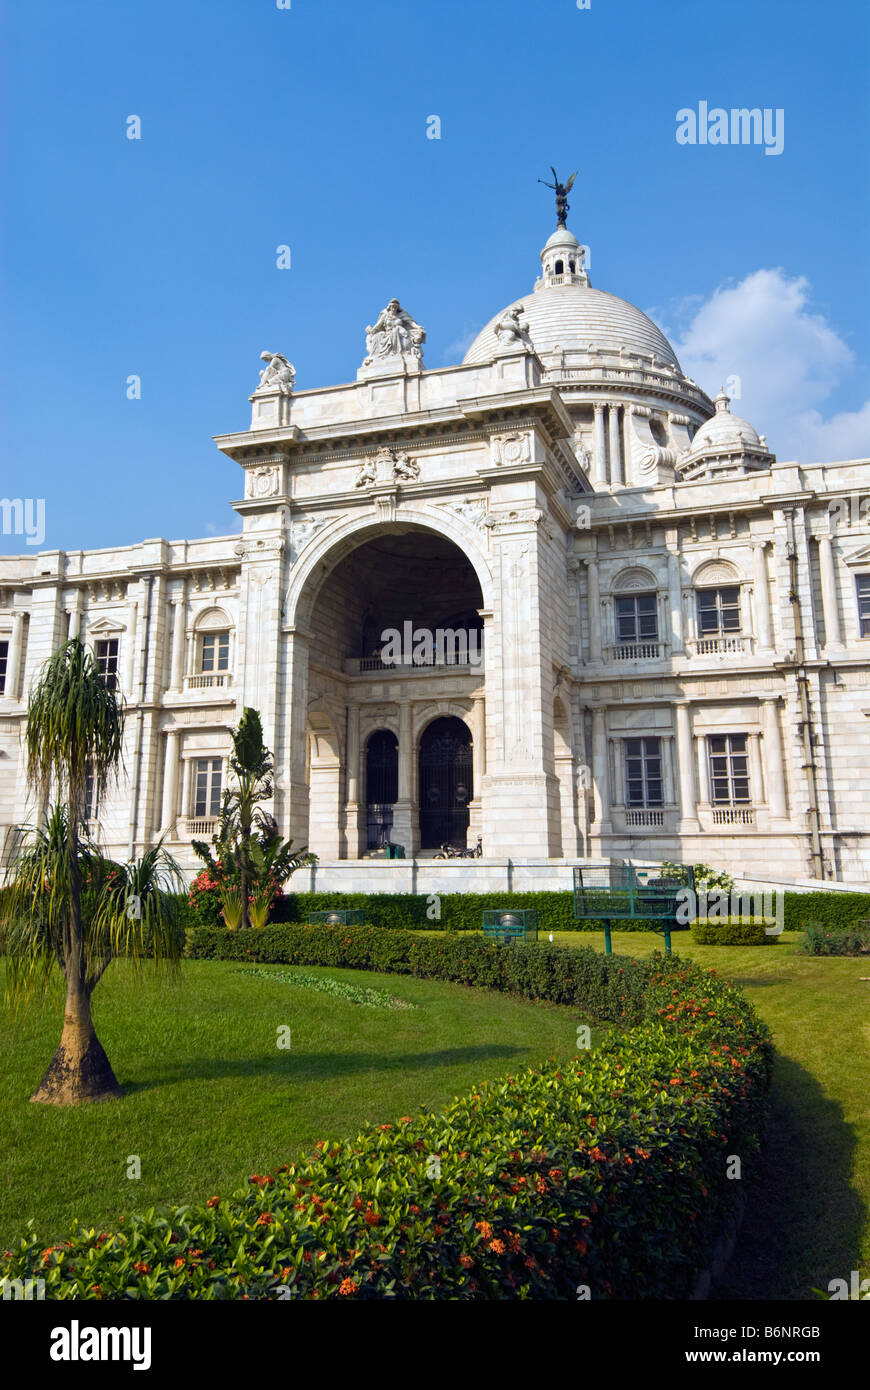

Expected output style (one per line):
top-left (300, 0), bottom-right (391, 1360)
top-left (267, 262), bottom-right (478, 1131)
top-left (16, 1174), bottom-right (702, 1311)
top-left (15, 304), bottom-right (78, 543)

top-left (2, 638), bottom-right (182, 1105)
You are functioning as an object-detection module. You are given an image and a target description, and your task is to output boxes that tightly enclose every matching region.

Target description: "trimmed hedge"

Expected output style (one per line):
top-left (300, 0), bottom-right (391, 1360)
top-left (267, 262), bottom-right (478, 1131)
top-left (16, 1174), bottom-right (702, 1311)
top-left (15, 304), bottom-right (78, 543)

top-left (783, 892), bottom-right (870, 933)
top-left (177, 888), bottom-right (688, 935)
top-left (691, 920), bottom-right (773, 947)
top-left (174, 885), bottom-right (870, 937)
top-left (802, 922), bottom-right (870, 956)
top-left (3, 928), bottom-right (772, 1300)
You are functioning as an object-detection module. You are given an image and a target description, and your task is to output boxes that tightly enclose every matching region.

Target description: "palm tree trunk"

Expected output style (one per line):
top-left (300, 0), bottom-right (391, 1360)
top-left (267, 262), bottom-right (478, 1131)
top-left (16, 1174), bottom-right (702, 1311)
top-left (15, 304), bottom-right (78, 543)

top-left (30, 804), bottom-right (122, 1105)
top-left (29, 975), bottom-right (122, 1105)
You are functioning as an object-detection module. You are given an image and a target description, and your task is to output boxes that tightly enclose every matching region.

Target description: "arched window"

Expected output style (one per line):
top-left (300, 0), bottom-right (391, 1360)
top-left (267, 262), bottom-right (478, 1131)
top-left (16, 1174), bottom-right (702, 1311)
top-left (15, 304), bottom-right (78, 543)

top-left (192, 607), bottom-right (233, 685)
top-left (554, 259), bottom-right (564, 275)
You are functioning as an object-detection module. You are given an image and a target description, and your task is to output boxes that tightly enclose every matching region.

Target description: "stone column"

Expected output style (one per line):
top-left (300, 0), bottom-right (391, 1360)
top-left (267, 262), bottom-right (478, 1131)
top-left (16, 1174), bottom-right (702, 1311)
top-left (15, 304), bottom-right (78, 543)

top-left (160, 729), bottom-right (180, 835)
top-left (748, 733), bottom-right (763, 809)
top-left (170, 584), bottom-right (187, 691)
top-left (68, 591), bottom-right (83, 641)
top-left (667, 550), bottom-right (684, 654)
top-left (180, 757), bottom-right (192, 822)
top-left (695, 735), bottom-right (710, 806)
top-left (344, 703), bottom-right (363, 858)
top-left (608, 736), bottom-right (624, 811)
top-left (608, 405), bottom-right (624, 488)
top-left (4, 611), bottom-right (24, 699)
top-left (592, 404), bottom-right (607, 488)
top-left (761, 699), bottom-right (787, 819)
top-left (817, 535), bottom-right (842, 647)
top-left (584, 558), bottom-right (602, 662)
top-left (661, 734), bottom-right (675, 806)
top-left (752, 543), bottom-right (773, 650)
top-left (591, 708), bottom-right (612, 836)
top-left (675, 704), bottom-right (699, 830)
top-left (468, 696), bottom-right (485, 842)
top-left (392, 702), bottom-right (415, 853)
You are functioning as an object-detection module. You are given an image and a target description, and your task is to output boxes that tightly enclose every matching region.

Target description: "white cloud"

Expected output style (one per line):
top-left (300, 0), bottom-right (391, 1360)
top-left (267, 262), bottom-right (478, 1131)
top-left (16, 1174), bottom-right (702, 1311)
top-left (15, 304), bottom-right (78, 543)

top-left (655, 269), bottom-right (869, 463)
top-left (441, 323), bottom-right (485, 364)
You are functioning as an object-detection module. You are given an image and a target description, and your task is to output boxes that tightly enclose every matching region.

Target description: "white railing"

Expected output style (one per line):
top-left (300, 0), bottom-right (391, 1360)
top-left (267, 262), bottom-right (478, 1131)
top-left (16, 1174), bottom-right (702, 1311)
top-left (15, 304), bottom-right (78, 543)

top-left (345, 647), bottom-right (484, 675)
top-left (186, 818), bottom-right (219, 837)
top-left (606, 642), bottom-right (663, 662)
top-left (185, 673), bottom-right (232, 690)
top-left (624, 809), bottom-right (665, 827)
top-left (711, 807), bottom-right (756, 826)
top-left (687, 635), bottom-right (752, 657)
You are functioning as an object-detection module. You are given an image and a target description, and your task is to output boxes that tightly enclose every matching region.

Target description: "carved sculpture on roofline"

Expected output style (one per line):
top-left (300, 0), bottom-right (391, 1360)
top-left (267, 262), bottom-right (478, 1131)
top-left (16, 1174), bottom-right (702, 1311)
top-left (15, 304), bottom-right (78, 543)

top-left (254, 351), bottom-right (295, 395)
top-left (363, 299), bottom-right (426, 367)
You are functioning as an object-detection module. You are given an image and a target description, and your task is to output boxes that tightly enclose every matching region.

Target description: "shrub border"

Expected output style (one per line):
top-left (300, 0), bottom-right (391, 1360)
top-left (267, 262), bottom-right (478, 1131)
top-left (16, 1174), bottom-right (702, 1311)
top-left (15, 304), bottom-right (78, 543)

top-left (3, 927), bottom-right (773, 1301)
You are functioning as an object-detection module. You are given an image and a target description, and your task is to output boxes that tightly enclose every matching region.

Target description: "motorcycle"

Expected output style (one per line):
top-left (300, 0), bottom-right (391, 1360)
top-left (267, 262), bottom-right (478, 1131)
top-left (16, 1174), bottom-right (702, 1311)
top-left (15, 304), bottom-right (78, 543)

top-left (434, 835), bottom-right (482, 860)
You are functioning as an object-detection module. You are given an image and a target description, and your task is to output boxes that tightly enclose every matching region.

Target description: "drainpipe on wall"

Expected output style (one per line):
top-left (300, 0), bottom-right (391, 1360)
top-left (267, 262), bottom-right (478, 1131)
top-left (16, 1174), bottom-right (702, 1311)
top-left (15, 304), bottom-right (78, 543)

top-left (783, 511), bottom-right (825, 879)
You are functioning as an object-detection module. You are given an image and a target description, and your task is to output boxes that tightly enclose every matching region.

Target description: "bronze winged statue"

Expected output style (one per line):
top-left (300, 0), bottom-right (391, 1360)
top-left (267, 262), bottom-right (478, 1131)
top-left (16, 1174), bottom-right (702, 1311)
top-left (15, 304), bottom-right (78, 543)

top-left (538, 166), bottom-right (578, 227)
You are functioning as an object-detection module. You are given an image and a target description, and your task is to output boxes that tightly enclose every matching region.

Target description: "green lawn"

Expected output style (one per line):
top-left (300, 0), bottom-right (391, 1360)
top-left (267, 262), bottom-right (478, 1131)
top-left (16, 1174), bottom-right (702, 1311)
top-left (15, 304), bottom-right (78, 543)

top-left (0, 960), bottom-right (592, 1251)
top-left (545, 930), bottom-right (870, 1300)
top-left (3, 932), bottom-right (867, 1301)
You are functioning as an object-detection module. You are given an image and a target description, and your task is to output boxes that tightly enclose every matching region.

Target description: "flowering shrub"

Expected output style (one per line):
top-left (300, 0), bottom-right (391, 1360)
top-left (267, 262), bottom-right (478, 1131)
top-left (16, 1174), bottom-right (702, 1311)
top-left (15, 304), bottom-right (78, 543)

top-left (2, 931), bottom-right (771, 1300)
top-left (802, 921), bottom-right (870, 955)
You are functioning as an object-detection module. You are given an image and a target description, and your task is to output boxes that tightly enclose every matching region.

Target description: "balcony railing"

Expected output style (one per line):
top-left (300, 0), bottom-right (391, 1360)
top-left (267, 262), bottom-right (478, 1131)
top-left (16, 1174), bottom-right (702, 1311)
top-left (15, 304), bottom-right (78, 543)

top-left (711, 806), bottom-right (756, 826)
top-left (605, 642), bottom-right (664, 662)
top-left (623, 809), bottom-right (665, 827)
top-left (184, 673), bottom-right (233, 690)
top-left (687, 635), bottom-right (753, 657)
top-left (344, 649), bottom-right (484, 675)
top-left (186, 817), bottom-right (219, 837)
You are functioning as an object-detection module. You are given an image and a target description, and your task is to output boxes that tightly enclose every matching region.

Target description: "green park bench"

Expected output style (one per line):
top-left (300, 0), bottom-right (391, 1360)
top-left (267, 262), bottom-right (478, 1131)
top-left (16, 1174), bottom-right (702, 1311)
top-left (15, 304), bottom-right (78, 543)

top-left (573, 863), bottom-right (694, 955)
top-left (482, 909), bottom-right (538, 944)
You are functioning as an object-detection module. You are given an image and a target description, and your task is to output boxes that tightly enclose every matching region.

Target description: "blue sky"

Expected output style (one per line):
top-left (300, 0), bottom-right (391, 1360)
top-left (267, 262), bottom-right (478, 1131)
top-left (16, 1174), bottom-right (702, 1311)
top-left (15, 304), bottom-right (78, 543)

top-left (1, 0), bottom-right (868, 553)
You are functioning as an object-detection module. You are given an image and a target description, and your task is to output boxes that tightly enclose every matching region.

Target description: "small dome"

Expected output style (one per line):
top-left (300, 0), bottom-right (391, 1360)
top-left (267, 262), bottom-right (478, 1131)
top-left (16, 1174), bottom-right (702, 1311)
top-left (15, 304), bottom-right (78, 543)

top-left (690, 390), bottom-right (763, 452)
top-left (541, 226), bottom-right (581, 253)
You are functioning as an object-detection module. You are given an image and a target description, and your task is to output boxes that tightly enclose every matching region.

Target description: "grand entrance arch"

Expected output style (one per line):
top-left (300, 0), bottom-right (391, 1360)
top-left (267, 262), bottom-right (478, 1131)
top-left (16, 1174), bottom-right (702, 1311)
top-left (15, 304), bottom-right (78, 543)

top-left (418, 716), bottom-right (473, 850)
top-left (283, 512), bottom-right (490, 859)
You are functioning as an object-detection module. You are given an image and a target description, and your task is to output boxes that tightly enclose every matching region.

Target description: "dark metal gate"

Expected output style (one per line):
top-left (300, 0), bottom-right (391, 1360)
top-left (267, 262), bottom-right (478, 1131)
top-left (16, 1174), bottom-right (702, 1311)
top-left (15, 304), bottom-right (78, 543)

top-left (365, 730), bottom-right (398, 850)
top-left (418, 717), bottom-right (472, 849)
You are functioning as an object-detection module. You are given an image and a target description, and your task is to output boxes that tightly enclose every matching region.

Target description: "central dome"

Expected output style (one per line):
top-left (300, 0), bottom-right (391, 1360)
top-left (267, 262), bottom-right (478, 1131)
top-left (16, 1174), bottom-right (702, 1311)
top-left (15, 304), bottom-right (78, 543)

top-left (463, 282), bottom-right (682, 369)
top-left (462, 222), bottom-right (682, 372)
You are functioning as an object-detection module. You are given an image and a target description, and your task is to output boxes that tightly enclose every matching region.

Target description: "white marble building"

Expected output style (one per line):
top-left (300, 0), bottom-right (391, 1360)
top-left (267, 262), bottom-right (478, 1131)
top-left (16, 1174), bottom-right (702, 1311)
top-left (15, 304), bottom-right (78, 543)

top-left (2, 218), bottom-right (869, 886)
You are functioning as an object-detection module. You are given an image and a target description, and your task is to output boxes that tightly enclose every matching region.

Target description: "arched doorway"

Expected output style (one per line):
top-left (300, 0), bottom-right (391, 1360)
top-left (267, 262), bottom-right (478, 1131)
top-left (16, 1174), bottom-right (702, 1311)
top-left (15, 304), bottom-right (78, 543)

top-left (365, 729), bottom-right (398, 850)
top-left (418, 716), bottom-right (472, 850)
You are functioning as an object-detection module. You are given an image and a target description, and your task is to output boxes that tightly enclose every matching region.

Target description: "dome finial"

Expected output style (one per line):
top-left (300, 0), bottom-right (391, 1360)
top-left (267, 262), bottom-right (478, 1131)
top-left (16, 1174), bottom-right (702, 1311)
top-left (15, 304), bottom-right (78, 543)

top-left (538, 166), bottom-right (578, 228)
top-left (714, 386), bottom-right (731, 412)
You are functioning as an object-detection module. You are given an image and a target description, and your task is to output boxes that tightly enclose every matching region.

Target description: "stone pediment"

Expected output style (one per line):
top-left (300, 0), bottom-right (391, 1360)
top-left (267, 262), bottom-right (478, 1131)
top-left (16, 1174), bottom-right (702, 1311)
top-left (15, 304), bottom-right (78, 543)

top-left (841, 542), bottom-right (870, 568)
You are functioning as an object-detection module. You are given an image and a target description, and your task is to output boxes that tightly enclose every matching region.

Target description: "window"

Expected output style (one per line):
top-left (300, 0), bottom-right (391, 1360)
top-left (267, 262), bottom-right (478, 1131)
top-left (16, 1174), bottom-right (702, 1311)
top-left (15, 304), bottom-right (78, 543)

top-left (624, 737), bottom-right (663, 808)
top-left (554, 259), bottom-right (564, 274)
top-left (83, 764), bottom-right (98, 821)
top-left (857, 575), bottom-right (870, 638)
top-left (95, 638), bottom-right (120, 690)
top-left (697, 586), bottom-right (741, 636)
top-left (615, 593), bottom-right (658, 643)
top-left (707, 734), bottom-right (750, 805)
top-left (0, 639), bottom-right (7, 694)
top-left (194, 758), bottom-right (223, 818)
top-left (200, 632), bottom-right (230, 672)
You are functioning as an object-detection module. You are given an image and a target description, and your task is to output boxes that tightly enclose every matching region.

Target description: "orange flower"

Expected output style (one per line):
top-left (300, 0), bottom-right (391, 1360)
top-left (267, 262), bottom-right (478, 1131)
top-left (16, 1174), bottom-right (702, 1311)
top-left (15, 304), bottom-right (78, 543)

top-left (133, 1262), bottom-right (150, 1275)
top-left (488, 1239), bottom-right (506, 1255)
top-left (475, 1220), bottom-right (493, 1240)
top-left (339, 1278), bottom-right (359, 1296)
top-left (256, 1212), bottom-right (273, 1226)
top-left (173, 1258), bottom-right (185, 1269)
top-left (459, 1254), bottom-right (474, 1269)
top-left (364, 1208), bottom-right (381, 1226)
top-left (206, 1196), bottom-right (220, 1208)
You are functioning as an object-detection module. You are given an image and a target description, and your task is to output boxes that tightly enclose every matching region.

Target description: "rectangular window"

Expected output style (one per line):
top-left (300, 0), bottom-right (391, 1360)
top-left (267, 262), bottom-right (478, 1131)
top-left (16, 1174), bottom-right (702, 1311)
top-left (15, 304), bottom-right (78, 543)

top-left (0, 639), bottom-right (7, 695)
top-left (194, 758), bottom-right (223, 818)
top-left (707, 734), bottom-right (750, 805)
top-left (200, 632), bottom-right (230, 672)
top-left (697, 586), bottom-right (741, 636)
top-left (857, 575), bottom-right (870, 638)
top-left (615, 594), bottom-right (658, 643)
top-left (95, 638), bottom-right (120, 690)
top-left (83, 764), bottom-right (98, 821)
top-left (624, 736), bottom-right (663, 808)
